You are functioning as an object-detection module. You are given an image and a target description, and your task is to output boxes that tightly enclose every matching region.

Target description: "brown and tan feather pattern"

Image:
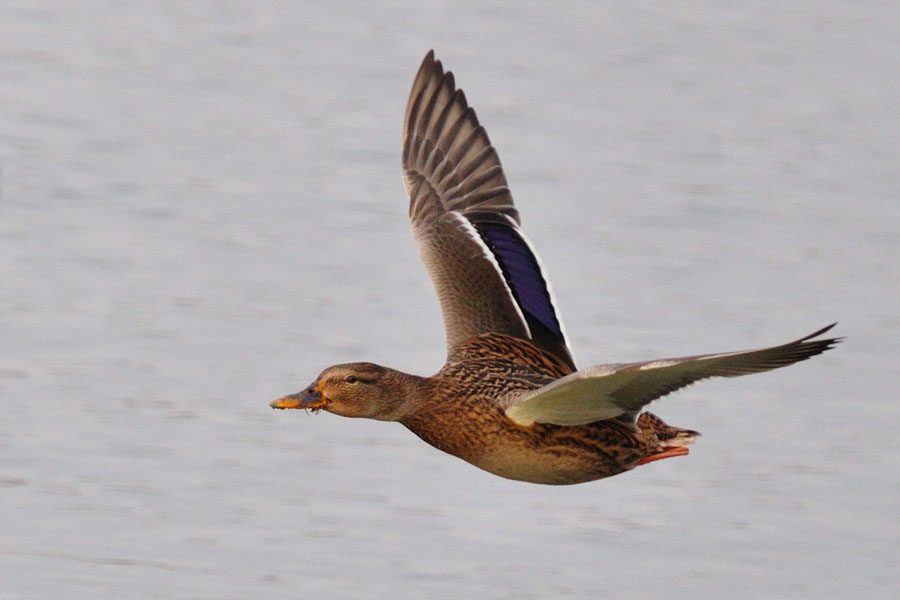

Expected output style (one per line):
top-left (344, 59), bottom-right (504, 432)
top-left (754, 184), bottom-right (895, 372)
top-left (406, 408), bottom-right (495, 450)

top-left (403, 50), bottom-right (517, 224)
top-left (270, 51), bottom-right (841, 485)
top-left (402, 51), bottom-right (574, 368)
top-left (400, 333), bottom-right (679, 485)
top-left (403, 50), bottom-right (526, 353)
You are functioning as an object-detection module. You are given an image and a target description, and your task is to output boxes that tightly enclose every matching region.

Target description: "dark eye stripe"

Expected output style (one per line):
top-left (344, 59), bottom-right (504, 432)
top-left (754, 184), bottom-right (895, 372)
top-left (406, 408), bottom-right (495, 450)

top-left (340, 375), bottom-right (378, 384)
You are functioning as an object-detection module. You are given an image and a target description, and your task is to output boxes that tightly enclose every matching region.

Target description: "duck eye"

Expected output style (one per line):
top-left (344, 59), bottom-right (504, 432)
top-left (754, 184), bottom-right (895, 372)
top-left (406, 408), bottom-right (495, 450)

top-left (345, 375), bottom-right (358, 384)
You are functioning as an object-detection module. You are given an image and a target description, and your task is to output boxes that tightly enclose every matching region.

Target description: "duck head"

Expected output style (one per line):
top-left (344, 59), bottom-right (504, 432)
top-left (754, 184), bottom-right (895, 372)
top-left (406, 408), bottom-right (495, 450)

top-left (270, 362), bottom-right (418, 421)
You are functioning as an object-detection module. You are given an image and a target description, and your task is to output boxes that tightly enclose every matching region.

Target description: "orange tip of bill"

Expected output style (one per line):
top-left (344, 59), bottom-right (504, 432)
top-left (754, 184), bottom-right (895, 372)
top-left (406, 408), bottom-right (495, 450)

top-left (270, 396), bottom-right (303, 409)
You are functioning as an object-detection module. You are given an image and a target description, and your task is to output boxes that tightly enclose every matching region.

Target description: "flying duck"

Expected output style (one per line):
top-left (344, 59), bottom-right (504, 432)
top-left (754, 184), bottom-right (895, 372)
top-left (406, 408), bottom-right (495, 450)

top-left (270, 51), bottom-right (839, 485)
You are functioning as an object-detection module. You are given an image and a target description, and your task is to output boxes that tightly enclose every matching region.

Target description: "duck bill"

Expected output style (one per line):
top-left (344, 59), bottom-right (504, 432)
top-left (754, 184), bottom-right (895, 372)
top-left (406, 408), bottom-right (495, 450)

top-left (270, 387), bottom-right (327, 411)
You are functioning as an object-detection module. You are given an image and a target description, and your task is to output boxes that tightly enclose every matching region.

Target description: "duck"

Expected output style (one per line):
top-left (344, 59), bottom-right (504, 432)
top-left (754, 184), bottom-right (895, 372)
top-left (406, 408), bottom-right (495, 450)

top-left (270, 50), bottom-right (840, 485)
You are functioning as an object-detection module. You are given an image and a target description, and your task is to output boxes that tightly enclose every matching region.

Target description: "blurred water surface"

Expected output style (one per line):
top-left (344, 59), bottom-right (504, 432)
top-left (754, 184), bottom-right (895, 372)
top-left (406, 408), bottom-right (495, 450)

top-left (2, 2), bottom-right (898, 598)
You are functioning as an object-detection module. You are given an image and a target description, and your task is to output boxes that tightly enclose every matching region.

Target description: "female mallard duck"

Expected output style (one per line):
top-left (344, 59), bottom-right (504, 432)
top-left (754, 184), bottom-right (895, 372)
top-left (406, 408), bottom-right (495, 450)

top-left (271, 51), bottom-right (840, 485)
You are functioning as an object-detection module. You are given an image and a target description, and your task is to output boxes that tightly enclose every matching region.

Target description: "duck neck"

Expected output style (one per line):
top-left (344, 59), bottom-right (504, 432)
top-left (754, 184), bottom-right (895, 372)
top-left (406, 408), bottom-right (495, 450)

top-left (382, 369), bottom-right (434, 422)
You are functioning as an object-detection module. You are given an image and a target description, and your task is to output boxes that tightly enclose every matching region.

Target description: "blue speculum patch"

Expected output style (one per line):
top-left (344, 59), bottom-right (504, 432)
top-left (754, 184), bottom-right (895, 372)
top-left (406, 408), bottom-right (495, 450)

top-left (473, 221), bottom-right (564, 341)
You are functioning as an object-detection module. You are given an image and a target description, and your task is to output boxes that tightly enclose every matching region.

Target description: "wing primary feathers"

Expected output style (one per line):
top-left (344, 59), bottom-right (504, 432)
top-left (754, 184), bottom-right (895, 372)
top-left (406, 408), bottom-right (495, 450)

top-left (402, 51), bottom-right (575, 366)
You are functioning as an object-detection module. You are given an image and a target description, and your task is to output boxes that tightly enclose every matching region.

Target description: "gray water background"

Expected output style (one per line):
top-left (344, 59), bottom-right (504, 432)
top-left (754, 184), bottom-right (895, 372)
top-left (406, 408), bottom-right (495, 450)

top-left (2, 2), bottom-right (898, 598)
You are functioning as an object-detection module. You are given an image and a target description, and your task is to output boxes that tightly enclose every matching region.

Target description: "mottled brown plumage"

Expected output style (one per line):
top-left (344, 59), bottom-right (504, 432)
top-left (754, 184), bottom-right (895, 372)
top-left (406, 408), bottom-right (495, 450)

top-left (402, 333), bottom-right (698, 484)
top-left (270, 51), bottom-right (840, 485)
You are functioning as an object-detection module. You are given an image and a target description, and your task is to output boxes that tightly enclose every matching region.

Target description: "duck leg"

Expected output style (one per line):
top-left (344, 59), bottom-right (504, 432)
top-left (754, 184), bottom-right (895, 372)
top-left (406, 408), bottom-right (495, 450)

top-left (635, 411), bottom-right (700, 466)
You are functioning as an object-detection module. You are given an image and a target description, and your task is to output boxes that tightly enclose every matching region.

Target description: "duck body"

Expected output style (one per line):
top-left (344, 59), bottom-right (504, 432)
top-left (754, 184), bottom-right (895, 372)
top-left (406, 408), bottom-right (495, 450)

top-left (280, 332), bottom-right (700, 485)
top-left (270, 51), bottom-right (840, 485)
top-left (404, 333), bottom-right (647, 485)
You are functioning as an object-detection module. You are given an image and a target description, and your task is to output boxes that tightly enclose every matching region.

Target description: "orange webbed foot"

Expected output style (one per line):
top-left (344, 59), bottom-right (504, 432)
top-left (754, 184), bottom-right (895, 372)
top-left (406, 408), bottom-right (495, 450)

top-left (636, 446), bottom-right (690, 466)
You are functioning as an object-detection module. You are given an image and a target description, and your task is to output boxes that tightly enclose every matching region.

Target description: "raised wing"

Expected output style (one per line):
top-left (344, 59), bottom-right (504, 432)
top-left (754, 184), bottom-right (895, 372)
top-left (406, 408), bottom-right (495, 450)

top-left (403, 51), bottom-right (575, 370)
top-left (505, 324), bottom-right (841, 426)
